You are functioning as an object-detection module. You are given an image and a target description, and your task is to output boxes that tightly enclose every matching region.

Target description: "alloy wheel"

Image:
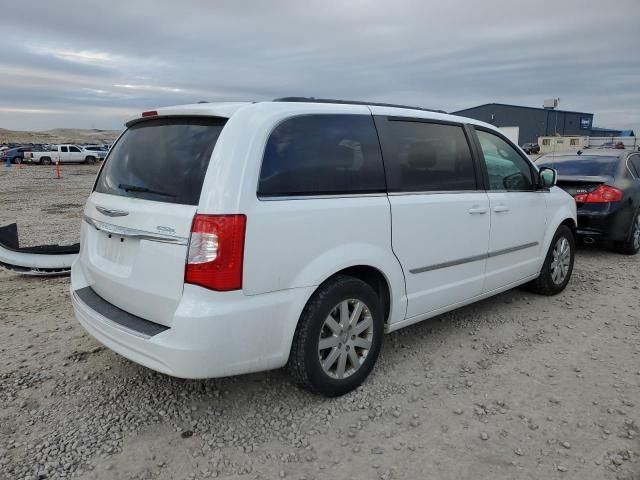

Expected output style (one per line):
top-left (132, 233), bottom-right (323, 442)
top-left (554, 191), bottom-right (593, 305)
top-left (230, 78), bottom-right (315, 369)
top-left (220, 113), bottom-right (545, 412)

top-left (318, 299), bottom-right (374, 379)
top-left (550, 236), bottom-right (571, 285)
top-left (633, 215), bottom-right (640, 251)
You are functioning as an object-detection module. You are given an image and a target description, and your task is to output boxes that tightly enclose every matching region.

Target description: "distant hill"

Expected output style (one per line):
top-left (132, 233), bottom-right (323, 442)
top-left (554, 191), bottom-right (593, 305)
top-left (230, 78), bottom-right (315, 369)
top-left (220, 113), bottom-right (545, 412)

top-left (0, 127), bottom-right (121, 145)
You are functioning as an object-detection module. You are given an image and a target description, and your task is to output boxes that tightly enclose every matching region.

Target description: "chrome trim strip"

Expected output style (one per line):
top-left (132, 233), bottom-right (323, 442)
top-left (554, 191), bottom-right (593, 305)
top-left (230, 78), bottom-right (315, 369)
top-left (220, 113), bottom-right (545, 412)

top-left (83, 216), bottom-right (188, 245)
top-left (409, 241), bottom-right (539, 274)
top-left (488, 242), bottom-right (539, 258)
top-left (96, 206), bottom-right (129, 217)
top-left (388, 190), bottom-right (486, 196)
top-left (410, 253), bottom-right (487, 274)
top-left (258, 193), bottom-right (387, 201)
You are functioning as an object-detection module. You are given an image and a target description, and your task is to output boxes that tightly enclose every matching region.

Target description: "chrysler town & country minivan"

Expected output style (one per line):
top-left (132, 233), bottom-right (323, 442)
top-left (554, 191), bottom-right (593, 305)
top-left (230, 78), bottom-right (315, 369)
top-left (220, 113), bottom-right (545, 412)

top-left (71, 98), bottom-right (577, 396)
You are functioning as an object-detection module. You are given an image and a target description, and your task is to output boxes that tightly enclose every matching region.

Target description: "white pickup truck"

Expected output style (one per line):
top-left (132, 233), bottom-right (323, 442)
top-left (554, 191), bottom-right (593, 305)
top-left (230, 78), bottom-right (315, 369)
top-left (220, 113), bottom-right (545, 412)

top-left (26, 144), bottom-right (104, 165)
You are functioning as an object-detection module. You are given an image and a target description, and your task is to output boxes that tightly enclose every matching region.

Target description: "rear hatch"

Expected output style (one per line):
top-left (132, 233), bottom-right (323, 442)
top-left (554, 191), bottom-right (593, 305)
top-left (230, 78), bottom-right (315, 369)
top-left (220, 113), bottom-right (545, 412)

top-left (79, 116), bottom-right (226, 326)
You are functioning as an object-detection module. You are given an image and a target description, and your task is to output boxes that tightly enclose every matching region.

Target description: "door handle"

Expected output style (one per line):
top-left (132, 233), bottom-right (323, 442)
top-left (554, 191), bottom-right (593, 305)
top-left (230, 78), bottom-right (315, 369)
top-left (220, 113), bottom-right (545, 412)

top-left (468, 206), bottom-right (488, 215)
top-left (493, 205), bottom-right (510, 213)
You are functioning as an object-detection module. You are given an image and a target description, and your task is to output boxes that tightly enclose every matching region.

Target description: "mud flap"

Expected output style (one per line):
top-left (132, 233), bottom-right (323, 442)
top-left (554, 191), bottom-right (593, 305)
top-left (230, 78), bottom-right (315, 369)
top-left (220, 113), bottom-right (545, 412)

top-left (0, 223), bottom-right (79, 276)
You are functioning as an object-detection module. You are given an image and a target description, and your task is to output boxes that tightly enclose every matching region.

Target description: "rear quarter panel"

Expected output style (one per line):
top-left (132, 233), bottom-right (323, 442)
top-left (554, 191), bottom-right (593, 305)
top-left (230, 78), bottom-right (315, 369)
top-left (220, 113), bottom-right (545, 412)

top-left (541, 186), bottom-right (577, 252)
top-left (242, 195), bottom-right (407, 324)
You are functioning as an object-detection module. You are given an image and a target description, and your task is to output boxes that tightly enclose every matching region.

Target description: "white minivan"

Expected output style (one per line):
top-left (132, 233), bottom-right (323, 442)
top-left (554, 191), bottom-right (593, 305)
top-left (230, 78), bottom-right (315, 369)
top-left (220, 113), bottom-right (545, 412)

top-left (71, 98), bottom-right (577, 396)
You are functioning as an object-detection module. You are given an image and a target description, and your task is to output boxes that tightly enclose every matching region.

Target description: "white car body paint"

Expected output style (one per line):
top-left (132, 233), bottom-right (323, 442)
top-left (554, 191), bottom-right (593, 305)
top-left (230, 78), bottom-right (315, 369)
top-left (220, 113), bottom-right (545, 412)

top-left (70, 101), bottom-right (577, 379)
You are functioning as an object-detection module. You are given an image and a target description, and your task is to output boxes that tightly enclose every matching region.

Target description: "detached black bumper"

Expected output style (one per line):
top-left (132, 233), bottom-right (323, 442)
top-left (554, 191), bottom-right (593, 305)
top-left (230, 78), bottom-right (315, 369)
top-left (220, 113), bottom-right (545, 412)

top-left (0, 223), bottom-right (79, 275)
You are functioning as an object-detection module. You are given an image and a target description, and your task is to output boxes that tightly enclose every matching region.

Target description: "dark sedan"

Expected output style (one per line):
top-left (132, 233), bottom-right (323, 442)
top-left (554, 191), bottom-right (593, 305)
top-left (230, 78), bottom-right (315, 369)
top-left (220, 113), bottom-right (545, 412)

top-left (537, 150), bottom-right (640, 254)
top-left (0, 146), bottom-right (31, 164)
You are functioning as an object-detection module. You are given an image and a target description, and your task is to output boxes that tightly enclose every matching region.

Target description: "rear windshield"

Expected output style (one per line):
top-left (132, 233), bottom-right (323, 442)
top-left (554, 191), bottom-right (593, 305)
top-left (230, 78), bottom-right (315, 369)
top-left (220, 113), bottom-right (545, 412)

top-left (95, 117), bottom-right (226, 205)
top-left (537, 156), bottom-right (620, 178)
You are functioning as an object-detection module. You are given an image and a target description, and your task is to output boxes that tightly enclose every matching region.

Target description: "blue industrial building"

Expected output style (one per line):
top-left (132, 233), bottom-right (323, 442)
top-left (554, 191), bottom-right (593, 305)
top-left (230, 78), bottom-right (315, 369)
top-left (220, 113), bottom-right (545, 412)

top-left (451, 103), bottom-right (594, 145)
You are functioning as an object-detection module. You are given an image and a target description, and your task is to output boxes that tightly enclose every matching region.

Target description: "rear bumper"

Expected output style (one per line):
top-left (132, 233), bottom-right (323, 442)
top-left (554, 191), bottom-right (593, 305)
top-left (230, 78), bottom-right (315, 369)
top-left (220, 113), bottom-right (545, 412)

top-left (71, 264), bottom-right (313, 379)
top-left (576, 205), bottom-right (635, 242)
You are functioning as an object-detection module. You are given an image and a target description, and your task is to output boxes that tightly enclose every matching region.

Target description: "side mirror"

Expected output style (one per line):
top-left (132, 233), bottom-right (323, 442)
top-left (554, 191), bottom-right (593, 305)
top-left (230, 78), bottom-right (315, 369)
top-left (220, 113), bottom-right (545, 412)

top-left (538, 167), bottom-right (557, 188)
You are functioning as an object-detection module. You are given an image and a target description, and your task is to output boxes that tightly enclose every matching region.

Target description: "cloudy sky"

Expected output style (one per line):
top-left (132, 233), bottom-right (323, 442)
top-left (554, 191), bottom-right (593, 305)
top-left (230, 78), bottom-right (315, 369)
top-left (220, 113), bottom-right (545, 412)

top-left (1, 0), bottom-right (638, 133)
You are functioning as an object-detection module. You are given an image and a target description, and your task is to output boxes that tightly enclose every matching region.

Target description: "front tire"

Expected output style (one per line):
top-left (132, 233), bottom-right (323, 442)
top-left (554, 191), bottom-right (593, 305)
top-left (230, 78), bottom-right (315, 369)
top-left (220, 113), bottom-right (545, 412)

top-left (528, 225), bottom-right (575, 295)
top-left (288, 275), bottom-right (384, 396)
top-left (614, 212), bottom-right (640, 255)
top-left (84, 156), bottom-right (96, 164)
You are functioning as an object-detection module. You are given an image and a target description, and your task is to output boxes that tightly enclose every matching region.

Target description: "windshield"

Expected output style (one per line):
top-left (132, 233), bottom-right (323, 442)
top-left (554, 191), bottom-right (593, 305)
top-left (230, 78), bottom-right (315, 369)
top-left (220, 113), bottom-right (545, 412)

top-left (537, 156), bottom-right (620, 178)
top-left (94, 117), bottom-right (226, 205)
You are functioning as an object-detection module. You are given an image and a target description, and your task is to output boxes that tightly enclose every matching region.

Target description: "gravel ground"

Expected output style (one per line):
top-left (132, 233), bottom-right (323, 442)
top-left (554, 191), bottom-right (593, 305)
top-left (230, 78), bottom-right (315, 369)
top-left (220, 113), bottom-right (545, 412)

top-left (1, 165), bottom-right (639, 480)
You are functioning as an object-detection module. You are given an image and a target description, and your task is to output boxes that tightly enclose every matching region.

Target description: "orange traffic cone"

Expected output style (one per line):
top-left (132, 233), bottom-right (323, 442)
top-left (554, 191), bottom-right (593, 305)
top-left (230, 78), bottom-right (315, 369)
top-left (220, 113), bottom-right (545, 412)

top-left (55, 159), bottom-right (61, 179)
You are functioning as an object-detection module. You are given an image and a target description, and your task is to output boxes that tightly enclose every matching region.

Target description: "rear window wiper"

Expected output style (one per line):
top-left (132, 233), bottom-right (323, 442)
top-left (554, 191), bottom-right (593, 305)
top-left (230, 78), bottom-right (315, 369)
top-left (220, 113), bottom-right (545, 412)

top-left (118, 183), bottom-right (176, 198)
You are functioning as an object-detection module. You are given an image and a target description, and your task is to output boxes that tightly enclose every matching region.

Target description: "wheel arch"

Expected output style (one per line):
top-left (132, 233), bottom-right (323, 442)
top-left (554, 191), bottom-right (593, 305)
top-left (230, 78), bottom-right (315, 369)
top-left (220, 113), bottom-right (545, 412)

top-left (319, 265), bottom-right (393, 327)
top-left (541, 192), bottom-right (577, 255)
top-left (559, 217), bottom-right (577, 233)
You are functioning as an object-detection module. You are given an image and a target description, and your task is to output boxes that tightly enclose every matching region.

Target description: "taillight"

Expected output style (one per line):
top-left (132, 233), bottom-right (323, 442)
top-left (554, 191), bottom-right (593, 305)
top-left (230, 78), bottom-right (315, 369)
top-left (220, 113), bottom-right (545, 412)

top-left (141, 110), bottom-right (158, 117)
top-left (185, 214), bottom-right (246, 291)
top-left (574, 185), bottom-right (623, 203)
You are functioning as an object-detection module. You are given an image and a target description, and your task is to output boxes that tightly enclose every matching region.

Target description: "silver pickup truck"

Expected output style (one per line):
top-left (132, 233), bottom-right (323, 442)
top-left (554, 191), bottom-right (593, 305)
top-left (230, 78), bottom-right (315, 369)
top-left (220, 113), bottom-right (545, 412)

top-left (26, 144), bottom-right (106, 164)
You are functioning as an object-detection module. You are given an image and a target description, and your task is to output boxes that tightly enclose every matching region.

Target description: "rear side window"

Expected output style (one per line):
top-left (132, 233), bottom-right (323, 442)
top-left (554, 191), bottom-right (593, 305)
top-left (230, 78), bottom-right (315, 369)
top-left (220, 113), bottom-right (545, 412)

top-left (95, 117), bottom-right (226, 205)
top-left (258, 114), bottom-right (385, 196)
top-left (375, 118), bottom-right (477, 192)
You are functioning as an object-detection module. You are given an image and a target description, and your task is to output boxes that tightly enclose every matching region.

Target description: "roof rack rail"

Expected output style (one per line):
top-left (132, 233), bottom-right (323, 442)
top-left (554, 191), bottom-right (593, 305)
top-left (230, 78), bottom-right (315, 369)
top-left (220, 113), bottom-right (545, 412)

top-left (273, 97), bottom-right (447, 114)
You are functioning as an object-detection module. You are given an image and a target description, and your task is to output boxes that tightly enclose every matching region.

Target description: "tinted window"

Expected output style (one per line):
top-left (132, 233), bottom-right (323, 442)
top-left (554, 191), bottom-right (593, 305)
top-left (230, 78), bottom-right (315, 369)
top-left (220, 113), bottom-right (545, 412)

top-left (537, 156), bottom-right (620, 178)
top-left (69, 146), bottom-right (81, 152)
top-left (95, 117), bottom-right (226, 205)
top-left (60, 146), bottom-right (68, 152)
top-left (258, 114), bottom-right (385, 196)
top-left (477, 130), bottom-right (533, 191)
top-left (629, 155), bottom-right (640, 178)
top-left (376, 119), bottom-right (476, 192)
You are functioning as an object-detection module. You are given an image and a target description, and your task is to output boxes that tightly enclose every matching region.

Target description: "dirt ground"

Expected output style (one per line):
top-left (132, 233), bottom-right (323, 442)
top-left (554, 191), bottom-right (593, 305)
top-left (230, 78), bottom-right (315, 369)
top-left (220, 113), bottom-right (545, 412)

top-left (1, 164), bottom-right (638, 480)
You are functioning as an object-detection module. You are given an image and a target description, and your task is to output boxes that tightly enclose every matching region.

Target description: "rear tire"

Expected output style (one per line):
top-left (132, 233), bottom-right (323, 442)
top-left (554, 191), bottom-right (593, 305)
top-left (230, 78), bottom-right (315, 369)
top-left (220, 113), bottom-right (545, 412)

top-left (528, 225), bottom-right (575, 296)
top-left (614, 212), bottom-right (640, 255)
top-left (40, 157), bottom-right (52, 165)
top-left (288, 275), bottom-right (384, 396)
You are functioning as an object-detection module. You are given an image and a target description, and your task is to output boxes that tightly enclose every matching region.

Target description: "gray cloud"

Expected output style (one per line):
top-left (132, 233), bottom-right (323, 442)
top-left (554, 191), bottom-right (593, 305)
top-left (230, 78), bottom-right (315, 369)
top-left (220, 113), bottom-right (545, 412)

top-left (0, 0), bottom-right (638, 133)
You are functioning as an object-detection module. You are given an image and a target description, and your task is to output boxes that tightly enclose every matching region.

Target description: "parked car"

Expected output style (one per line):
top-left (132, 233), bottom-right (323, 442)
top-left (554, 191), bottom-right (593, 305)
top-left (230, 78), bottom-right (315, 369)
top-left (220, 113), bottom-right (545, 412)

top-left (537, 150), bottom-right (640, 254)
top-left (26, 144), bottom-right (101, 164)
top-left (521, 142), bottom-right (540, 154)
top-left (71, 99), bottom-right (577, 396)
top-left (81, 145), bottom-right (107, 161)
top-left (598, 141), bottom-right (625, 149)
top-left (0, 146), bottom-right (31, 164)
